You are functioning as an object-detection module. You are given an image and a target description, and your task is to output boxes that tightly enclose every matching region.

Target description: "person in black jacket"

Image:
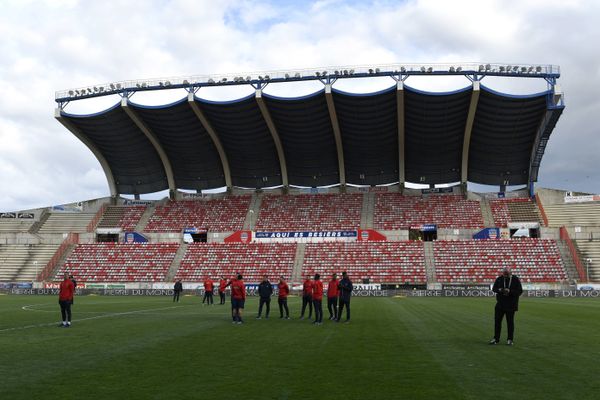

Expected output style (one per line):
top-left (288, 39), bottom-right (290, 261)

top-left (256, 276), bottom-right (273, 319)
top-left (336, 271), bottom-right (353, 323)
top-left (490, 267), bottom-right (523, 345)
top-left (173, 279), bottom-right (183, 303)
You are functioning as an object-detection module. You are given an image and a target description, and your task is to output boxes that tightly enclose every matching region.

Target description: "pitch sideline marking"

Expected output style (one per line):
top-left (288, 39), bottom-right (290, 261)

top-left (0, 305), bottom-right (185, 333)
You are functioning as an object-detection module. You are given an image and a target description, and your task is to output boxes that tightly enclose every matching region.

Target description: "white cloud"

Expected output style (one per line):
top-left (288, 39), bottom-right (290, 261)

top-left (1, 0), bottom-right (599, 211)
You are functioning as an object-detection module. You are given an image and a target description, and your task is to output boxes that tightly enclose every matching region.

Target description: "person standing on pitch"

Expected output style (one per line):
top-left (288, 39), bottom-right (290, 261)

top-left (256, 275), bottom-right (273, 319)
top-left (490, 266), bottom-right (523, 345)
top-left (58, 272), bottom-right (75, 328)
top-left (173, 279), bottom-right (183, 303)
top-left (278, 276), bottom-right (290, 319)
top-left (203, 277), bottom-right (214, 305)
top-left (218, 276), bottom-right (227, 305)
top-left (300, 275), bottom-right (314, 319)
top-left (231, 274), bottom-right (246, 324)
top-left (336, 271), bottom-right (353, 323)
top-left (312, 274), bottom-right (324, 325)
top-left (327, 273), bottom-right (339, 320)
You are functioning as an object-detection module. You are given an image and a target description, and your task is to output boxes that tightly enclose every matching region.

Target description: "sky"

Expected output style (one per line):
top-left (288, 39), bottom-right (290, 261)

top-left (1, 0), bottom-right (599, 211)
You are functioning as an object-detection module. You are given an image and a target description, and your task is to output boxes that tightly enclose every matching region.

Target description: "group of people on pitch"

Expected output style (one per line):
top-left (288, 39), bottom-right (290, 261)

top-left (261, 271), bottom-right (354, 324)
top-left (173, 271), bottom-right (354, 325)
top-left (58, 267), bottom-right (522, 344)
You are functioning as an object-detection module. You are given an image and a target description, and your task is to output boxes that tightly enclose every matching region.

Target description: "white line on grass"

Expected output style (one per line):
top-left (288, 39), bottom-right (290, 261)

top-left (0, 305), bottom-right (184, 333)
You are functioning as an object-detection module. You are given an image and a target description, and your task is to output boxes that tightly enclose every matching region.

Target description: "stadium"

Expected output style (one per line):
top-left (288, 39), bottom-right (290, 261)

top-left (2, 60), bottom-right (600, 398)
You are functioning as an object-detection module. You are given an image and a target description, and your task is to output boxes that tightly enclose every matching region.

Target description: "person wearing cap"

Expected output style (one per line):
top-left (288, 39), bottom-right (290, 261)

top-left (490, 266), bottom-right (523, 345)
top-left (337, 271), bottom-right (353, 323)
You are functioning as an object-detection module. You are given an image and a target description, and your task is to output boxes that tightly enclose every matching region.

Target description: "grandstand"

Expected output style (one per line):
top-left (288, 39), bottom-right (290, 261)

top-left (2, 63), bottom-right (594, 287)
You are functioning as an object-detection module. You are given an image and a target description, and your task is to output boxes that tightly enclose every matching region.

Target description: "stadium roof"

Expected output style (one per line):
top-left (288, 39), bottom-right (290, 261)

top-left (55, 63), bottom-right (565, 196)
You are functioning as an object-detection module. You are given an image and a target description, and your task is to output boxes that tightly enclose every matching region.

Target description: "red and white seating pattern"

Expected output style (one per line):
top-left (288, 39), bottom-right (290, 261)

top-left (58, 243), bottom-right (179, 282)
top-left (144, 196), bottom-right (251, 232)
top-left (433, 239), bottom-right (567, 283)
top-left (374, 194), bottom-right (484, 230)
top-left (119, 206), bottom-right (146, 231)
top-left (255, 194), bottom-right (362, 231)
top-left (302, 242), bottom-right (426, 283)
top-left (175, 243), bottom-right (297, 282)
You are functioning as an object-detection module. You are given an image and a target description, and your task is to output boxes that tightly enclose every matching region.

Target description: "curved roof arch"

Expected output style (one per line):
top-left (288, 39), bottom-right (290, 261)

top-left (55, 70), bottom-right (564, 195)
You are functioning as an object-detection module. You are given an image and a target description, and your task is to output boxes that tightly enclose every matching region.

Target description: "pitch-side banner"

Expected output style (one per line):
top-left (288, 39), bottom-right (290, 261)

top-left (254, 230), bottom-right (358, 243)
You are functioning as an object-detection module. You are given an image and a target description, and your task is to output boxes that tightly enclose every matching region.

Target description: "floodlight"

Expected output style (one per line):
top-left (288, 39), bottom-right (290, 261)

top-left (116, 83), bottom-right (121, 89)
top-left (316, 71), bottom-right (321, 76)
top-left (87, 88), bottom-right (92, 93)
top-left (420, 66), bottom-right (426, 72)
top-left (499, 66), bottom-right (505, 72)
top-left (528, 66), bottom-right (534, 72)
top-left (343, 70), bottom-right (348, 75)
top-left (349, 69), bottom-right (354, 74)
top-left (427, 67), bottom-right (433, 73)
top-left (294, 73), bottom-right (301, 78)
top-left (521, 67), bottom-right (527, 73)
top-left (221, 78), bottom-right (227, 82)
top-left (449, 66), bottom-right (456, 72)
top-left (400, 66), bottom-right (406, 73)
top-left (93, 87), bottom-right (98, 92)
top-left (456, 67), bottom-right (462, 72)
top-left (479, 64), bottom-right (485, 71)
top-left (165, 81), bottom-right (171, 86)
top-left (375, 68), bottom-right (380, 73)
top-left (368, 68), bottom-right (374, 74)
top-left (285, 73), bottom-right (290, 79)
top-left (208, 79), bottom-right (215, 84)
top-left (322, 71), bottom-right (327, 76)
top-left (536, 66), bottom-right (542, 73)
top-left (512, 66), bottom-right (519, 71)
top-left (485, 64), bottom-right (491, 71)
top-left (68, 90), bottom-right (74, 96)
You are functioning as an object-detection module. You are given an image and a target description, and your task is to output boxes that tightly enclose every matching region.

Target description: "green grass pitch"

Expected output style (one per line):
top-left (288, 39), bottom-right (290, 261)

top-left (1, 294), bottom-right (599, 400)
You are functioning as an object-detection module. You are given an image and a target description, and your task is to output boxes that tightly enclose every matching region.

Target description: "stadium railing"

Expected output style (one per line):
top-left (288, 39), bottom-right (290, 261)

top-left (38, 232), bottom-right (79, 281)
top-left (86, 204), bottom-right (107, 233)
top-left (559, 226), bottom-right (587, 281)
top-left (537, 198), bottom-right (549, 227)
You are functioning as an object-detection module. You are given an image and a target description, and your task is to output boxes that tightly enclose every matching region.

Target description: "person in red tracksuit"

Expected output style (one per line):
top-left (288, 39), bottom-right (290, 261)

top-left (218, 276), bottom-right (227, 305)
top-left (203, 277), bottom-right (214, 305)
top-left (277, 276), bottom-right (290, 319)
top-left (312, 274), bottom-right (324, 325)
top-left (230, 274), bottom-right (246, 324)
top-left (300, 276), bottom-right (313, 319)
top-left (58, 272), bottom-right (75, 328)
top-left (327, 273), bottom-right (339, 320)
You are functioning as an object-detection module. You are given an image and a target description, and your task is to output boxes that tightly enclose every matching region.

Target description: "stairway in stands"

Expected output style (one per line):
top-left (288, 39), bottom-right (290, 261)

top-left (479, 198), bottom-right (495, 227)
top-left (165, 243), bottom-right (188, 282)
top-left (575, 240), bottom-right (600, 281)
top-left (38, 213), bottom-right (95, 234)
top-left (423, 242), bottom-right (437, 284)
top-left (555, 241), bottom-right (580, 283)
top-left (291, 243), bottom-right (306, 282)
